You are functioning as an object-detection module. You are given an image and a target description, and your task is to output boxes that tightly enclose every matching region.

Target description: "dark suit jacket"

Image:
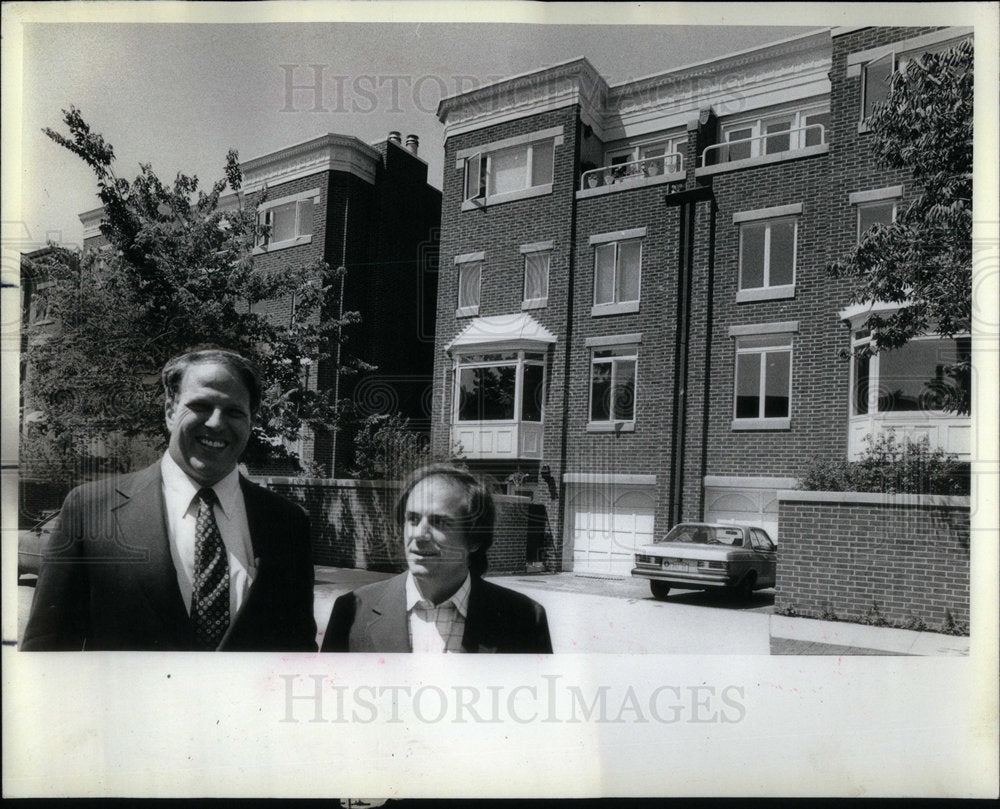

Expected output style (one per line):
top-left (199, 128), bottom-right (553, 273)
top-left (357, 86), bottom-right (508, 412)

top-left (21, 462), bottom-right (317, 652)
top-left (321, 572), bottom-right (553, 653)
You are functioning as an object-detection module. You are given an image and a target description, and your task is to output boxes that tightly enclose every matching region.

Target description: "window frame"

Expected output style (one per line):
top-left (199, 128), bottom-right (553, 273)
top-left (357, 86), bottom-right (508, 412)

top-left (455, 255), bottom-right (483, 318)
top-left (587, 344), bottom-right (638, 432)
top-left (521, 245), bottom-right (551, 310)
top-left (849, 329), bottom-right (970, 417)
top-left (253, 188), bottom-right (320, 254)
top-left (856, 199), bottom-right (897, 243)
top-left (603, 133), bottom-right (687, 176)
top-left (719, 104), bottom-right (830, 162)
top-left (461, 135), bottom-right (558, 209)
top-left (731, 332), bottom-right (793, 430)
top-left (452, 350), bottom-right (547, 425)
top-left (737, 216), bottom-right (798, 302)
top-left (591, 237), bottom-right (643, 316)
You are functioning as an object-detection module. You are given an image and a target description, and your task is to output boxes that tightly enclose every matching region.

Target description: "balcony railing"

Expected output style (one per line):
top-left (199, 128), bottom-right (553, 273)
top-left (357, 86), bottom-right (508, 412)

top-left (700, 124), bottom-right (826, 167)
top-left (580, 152), bottom-right (683, 191)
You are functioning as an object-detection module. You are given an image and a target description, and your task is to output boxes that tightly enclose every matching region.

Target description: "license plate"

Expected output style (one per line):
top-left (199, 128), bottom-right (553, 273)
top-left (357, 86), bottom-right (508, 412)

top-left (663, 559), bottom-right (688, 570)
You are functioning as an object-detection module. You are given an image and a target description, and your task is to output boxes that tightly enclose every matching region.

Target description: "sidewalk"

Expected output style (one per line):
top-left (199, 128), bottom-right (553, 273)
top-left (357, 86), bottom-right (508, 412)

top-left (769, 613), bottom-right (970, 656)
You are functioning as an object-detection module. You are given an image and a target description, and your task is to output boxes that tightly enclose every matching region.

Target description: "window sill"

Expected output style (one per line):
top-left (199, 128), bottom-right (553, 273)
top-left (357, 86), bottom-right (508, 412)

top-left (462, 184), bottom-right (553, 211)
top-left (591, 301), bottom-right (640, 317)
top-left (736, 285), bottom-right (795, 303)
top-left (731, 418), bottom-right (791, 431)
top-left (695, 144), bottom-right (828, 177)
top-left (252, 235), bottom-right (312, 255)
top-left (455, 305), bottom-right (479, 318)
top-left (857, 121), bottom-right (872, 134)
top-left (521, 298), bottom-right (548, 311)
top-left (587, 421), bottom-right (636, 433)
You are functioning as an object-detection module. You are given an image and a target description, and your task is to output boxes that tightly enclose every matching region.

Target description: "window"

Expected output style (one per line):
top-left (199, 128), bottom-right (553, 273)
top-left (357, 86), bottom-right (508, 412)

top-left (717, 105), bottom-right (829, 163)
top-left (522, 249), bottom-right (550, 309)
top-left (589, 345), bottom-right (637, 428)
top-left (862, 52), bottom-right (895, 120)
top-left (857, 200), bottom-right (896, 242)
top-left (463, 135), bottom-right (557, 205)
top-left (604, 134), bottom-right (686, 179)
top-left (733, 334), bottom-right (792, 428)
top-left (851, 330), bottom-right (970, 415)
top-left (255, 190), bottom-right (318, 251)
top-left (739, 218), bottom-right (796, 295)
top-left (455, 351), bottom-right (545, 423)
top-left (456, 258), bottom-right (482, 316)
top-left (593, 239), bottom-right (642, 313)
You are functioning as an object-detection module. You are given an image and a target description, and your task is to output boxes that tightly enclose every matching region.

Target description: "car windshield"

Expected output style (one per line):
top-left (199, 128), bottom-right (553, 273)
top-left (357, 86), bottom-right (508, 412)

top-left (657, 524), bottom-right (745, 546)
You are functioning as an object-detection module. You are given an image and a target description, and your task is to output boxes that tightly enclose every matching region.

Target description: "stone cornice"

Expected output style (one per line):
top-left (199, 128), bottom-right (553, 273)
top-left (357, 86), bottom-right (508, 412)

top-left (78, 206), bottom-right (105, 240)
top-left (437, 57), bottom-right (608, 139)
top-left (240, 133), bottom-right (381, 192)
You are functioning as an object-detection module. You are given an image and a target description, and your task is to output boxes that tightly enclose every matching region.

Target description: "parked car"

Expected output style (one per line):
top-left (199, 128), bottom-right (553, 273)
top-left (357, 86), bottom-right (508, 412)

top-left (18, 510), bottom-right (59, 578)
top-left (631, 522), bottom-right (777, 601)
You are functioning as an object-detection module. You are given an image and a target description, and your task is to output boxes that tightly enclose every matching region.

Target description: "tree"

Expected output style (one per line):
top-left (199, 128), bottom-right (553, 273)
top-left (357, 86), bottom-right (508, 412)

top-left (22, 107), bottom-right (371, 479)
top-left (828, 39), bottom-right (972, 413)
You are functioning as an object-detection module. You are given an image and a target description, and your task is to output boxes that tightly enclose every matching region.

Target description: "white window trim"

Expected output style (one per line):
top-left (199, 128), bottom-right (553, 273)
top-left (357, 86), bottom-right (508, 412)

top-left (720, 103), bottom-right (830, 161)
top-left (452, 349), bottom-right (547, 425)
top-left (459, 128), bottom-right (563, 210)
top-left (848, 186), bottom-right (903, 206)
top-left (591, 235), bottom-right (643, 315)
top-left (855, 199), bottom-right (897, 243)
top-left (455, 256), bottom-right (482, 318)
top-left (731, 331), bottom-right (793, 431)
top-left (587, 343), bottom-right (638, 431)
top-left (737, 216), bottom-right (798, 301)
top-left (253, 188), bottom-right (320, 254)
top-left (521, 248), bottom-right (551, 311)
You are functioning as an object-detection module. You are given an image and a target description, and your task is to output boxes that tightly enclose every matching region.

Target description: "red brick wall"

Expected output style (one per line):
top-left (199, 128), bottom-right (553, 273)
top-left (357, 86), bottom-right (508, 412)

top-left (775, 492), bottom-right (969, 630)
top-left (257, 477), bottom-right (532, 574)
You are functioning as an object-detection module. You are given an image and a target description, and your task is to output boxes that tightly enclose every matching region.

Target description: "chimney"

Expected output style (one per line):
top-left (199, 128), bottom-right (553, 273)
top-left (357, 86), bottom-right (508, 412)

top-left (405, 133), bottom-right (419, 155)
top-left (388, 131), bottom-right (402, 145)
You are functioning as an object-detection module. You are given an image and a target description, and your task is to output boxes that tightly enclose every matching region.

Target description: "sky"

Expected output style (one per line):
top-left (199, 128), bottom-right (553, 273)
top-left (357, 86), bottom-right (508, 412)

top-left (9, 12), bottom-right (822, 250)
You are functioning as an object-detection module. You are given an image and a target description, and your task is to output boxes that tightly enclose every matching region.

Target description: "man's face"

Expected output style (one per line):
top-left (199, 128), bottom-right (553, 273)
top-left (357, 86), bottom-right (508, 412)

top-left (403, 475), bottom-right (477, 599)
top-left (165, 361), bottom-right (252, 487)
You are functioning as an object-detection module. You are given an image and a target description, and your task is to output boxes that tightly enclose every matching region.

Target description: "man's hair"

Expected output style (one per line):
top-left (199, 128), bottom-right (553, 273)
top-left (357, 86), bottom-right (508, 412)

top-left (161, 346), bottom-right (263, 414)
top-left (395, 463), bottom-right (495, 577)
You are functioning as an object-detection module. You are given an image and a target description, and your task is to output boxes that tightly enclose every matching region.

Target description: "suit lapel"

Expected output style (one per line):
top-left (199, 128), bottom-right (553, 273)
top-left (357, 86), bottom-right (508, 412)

top-left (367, 574), bottom-right (410, 652)
top-left (462, 577), bottom-right (498, 654)
top-left (112, 464), bottom-right (194, 643)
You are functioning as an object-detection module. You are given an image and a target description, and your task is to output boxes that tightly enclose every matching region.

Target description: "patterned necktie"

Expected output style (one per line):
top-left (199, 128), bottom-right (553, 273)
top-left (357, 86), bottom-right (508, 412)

top-left (193, 487), bottom-right (229, 649)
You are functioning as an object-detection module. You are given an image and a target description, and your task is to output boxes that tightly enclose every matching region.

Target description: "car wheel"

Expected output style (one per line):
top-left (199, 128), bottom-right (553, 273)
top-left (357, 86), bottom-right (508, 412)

top-left (650, 581), bottom-right (671, 600)
top-left (733, 573), bottom-right (756, 601)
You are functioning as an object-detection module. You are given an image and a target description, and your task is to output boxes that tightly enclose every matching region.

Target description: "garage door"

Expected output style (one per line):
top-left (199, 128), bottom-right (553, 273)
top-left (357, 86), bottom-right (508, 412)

top-left (703, 487), bottom-right (780, 543)
top-left (567, 486), bottom-right (655, 576)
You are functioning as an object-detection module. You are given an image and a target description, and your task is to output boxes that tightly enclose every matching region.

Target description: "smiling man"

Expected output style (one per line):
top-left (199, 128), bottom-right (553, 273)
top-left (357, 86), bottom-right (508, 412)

top-left (322, 464), bottom-right (552, 653)
top-left (21, 347), bottom-right (317, 651)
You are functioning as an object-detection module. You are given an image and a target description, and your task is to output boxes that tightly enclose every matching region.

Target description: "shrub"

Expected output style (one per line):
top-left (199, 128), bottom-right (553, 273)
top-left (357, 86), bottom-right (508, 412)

top-left (800, 434), bottom-right (969, 495)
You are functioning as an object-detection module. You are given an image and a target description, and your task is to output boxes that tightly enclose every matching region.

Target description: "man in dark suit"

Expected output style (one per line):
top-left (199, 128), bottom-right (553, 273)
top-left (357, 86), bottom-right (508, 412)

top-left (322, 464), bottom-right (552, 653)
top-left (21, 348), bottom-right (317, 651)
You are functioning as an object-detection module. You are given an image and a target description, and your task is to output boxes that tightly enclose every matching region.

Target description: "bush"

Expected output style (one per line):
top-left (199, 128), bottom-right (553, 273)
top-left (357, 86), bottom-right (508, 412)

top-left (800, 433), bottom-right (969, 495)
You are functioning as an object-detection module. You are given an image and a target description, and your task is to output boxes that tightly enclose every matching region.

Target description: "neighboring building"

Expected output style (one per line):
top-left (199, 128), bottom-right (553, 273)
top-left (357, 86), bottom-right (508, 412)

top-left (430, 26), bottom-right (972, 575)
top-left (79, 132), bottom-right (441, 476)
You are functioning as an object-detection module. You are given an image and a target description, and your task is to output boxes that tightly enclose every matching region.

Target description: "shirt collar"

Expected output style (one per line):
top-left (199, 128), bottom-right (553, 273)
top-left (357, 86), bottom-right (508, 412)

top-left (160, 452), bottom-right (241, 519)
top-left (405, 571), bottom-right (472, 617)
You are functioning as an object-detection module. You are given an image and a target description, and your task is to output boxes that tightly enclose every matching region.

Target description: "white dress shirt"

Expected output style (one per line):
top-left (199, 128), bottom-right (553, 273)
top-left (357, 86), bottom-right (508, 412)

top-left (405, 572), bottom-right (471, 653)
top-left (160, 453), bottom-right (256, 623)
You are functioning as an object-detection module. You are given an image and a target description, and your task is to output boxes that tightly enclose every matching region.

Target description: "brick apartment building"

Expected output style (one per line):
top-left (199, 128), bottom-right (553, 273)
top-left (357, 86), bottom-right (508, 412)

top-left (429, 26), bottom-right (972, 576)
top-left (78, 131), bottom-right (441, 476)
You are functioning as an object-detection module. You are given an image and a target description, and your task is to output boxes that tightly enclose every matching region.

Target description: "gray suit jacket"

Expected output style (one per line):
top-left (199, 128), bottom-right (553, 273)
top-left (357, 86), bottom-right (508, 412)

top-left (22, 462), bottom-right (317, 651)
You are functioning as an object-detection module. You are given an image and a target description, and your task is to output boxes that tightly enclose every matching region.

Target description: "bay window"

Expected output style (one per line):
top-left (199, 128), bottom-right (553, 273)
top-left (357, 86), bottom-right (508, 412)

top-left (455, 351), bottom-right (546, 423)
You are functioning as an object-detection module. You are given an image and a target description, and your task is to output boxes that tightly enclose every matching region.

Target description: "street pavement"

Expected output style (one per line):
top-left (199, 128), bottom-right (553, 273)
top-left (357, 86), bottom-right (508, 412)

top-left (16, 567), bottom-right (969, 655)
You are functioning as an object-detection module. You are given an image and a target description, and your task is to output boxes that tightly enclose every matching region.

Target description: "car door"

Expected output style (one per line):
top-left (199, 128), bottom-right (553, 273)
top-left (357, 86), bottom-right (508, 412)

top-left (749, 528), bottom-right (778, 587)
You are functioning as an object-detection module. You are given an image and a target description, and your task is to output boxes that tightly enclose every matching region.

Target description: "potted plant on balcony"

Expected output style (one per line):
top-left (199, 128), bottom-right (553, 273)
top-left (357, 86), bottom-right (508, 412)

top-left (580, 161), bottom-right (600, 188)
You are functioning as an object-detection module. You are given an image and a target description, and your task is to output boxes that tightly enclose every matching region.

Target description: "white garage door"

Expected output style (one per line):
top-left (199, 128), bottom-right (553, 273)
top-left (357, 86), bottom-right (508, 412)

top-left (567, 486), bottom-right (656, 576)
